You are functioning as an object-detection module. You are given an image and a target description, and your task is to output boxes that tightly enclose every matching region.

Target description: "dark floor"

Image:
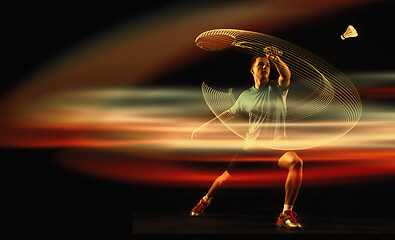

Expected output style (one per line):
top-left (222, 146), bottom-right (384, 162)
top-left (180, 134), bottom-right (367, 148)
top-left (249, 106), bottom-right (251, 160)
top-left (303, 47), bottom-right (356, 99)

top-left (133, 213), bottom-right (395, 234)
top-left (131, 181), bottom-right (395, 238)
top-left (132, 184), bottom-right (395, 237)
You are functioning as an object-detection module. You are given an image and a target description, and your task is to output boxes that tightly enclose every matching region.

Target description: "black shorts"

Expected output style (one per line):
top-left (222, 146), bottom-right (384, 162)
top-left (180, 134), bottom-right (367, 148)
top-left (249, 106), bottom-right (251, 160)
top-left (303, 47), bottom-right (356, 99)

top-left (226, 149), bottom-right (285, 176)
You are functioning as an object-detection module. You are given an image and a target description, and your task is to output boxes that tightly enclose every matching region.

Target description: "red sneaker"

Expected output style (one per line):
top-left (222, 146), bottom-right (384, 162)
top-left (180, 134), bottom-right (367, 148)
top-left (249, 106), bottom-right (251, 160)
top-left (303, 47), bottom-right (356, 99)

top-left (276, 210), bottom-right (303, 229)
top-left (190, 198), bottom-right (211, 216)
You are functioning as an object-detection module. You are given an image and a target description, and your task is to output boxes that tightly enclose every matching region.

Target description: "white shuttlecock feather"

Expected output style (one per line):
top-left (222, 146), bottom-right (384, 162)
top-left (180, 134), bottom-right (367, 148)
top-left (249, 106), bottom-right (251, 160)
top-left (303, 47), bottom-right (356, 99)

top-left (341, 25), bottom-right (358, 40)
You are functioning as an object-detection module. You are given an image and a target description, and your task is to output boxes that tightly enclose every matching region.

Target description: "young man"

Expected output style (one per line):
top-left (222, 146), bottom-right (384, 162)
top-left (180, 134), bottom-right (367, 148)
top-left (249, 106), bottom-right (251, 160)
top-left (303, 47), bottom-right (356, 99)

top-left (190, 47), bottom-right (303, 229)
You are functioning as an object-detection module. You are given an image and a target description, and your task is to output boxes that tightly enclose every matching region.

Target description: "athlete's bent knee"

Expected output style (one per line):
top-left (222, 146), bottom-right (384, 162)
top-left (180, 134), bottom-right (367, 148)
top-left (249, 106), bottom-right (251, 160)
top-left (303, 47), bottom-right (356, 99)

top-left (291, 155), bottom-right (303, 169)
top-left (286, 151), bottom-right (303, 168)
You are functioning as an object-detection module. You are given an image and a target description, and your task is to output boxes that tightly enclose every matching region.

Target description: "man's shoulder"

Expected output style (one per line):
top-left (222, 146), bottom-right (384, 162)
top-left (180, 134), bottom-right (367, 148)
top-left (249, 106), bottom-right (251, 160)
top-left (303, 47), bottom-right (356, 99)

top-left (237, 87), bottom-right (254, 99)
top-left (270, 79), bottom-right (290, 93)
top-left (242, 86), bottom-right (256, 93)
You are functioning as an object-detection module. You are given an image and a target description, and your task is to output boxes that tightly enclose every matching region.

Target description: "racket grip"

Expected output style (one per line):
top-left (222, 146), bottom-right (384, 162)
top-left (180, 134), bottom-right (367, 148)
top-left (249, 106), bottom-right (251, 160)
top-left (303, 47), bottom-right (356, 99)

top-left (263, 48), bottom-right (283, 56)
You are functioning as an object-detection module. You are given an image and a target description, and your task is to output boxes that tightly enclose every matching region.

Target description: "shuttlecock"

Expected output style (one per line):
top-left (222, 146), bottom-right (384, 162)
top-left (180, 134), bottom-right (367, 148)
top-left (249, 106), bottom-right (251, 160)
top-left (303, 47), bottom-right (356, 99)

top-left (341, 25), bottom-right (358, 40)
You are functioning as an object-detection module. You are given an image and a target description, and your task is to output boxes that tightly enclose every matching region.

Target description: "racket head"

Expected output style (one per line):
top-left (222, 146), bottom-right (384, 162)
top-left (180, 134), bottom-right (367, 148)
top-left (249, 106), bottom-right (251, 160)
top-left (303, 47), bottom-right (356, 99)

top-left (195, 32), bottom-right (236, 51)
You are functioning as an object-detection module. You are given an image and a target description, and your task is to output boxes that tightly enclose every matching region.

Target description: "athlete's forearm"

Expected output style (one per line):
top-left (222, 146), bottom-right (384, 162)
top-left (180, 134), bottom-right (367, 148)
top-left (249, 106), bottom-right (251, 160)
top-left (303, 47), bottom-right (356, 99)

top-left (265, 46), bottom-right (291, 89)
top-left (273, 58), bottom-right (291, 88)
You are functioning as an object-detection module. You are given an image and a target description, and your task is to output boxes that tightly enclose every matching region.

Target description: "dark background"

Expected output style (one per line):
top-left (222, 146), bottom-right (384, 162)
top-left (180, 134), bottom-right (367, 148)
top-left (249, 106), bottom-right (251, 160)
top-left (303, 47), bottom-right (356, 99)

top-left (3, 1), bottom-right (394, 237)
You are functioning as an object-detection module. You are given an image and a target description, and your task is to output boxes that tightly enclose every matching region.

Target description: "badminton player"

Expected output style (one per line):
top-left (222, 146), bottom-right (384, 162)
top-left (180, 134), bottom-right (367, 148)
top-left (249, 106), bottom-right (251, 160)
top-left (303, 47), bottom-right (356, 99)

top-left (190, 46), bottom-right (303, 229)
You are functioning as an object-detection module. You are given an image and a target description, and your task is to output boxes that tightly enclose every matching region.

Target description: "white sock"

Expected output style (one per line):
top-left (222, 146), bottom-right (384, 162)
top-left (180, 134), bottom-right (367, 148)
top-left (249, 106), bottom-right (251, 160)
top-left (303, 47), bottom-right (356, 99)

top-left (283, 204), bottom-right (293, 213)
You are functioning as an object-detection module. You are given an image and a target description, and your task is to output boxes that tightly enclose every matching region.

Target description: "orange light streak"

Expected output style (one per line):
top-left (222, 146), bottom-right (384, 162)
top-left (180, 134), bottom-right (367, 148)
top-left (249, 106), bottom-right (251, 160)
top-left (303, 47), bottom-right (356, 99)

top-left (0, 0), bottom-right (390, 187)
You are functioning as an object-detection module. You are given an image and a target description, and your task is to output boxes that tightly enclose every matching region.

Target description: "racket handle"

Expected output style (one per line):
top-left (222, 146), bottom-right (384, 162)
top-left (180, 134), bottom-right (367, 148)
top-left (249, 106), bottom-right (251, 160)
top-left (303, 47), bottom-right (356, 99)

top-left (263, 48), bottom-right (283, 56)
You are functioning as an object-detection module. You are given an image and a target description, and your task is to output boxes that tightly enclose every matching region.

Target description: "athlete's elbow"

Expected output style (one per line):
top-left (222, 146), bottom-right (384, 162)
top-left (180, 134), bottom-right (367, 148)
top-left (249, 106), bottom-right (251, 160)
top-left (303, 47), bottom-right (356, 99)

top-left (279, 77), bottom-right (290, 88)
top-left (283, 72), bottom-right (291, 81)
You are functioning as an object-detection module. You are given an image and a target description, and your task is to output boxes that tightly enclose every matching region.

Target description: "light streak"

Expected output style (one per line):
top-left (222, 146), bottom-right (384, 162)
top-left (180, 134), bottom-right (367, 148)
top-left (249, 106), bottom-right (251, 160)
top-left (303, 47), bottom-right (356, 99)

top-left (0, 85), bottom-right (394, 187)
top-left (0, 0), bottom-right (391, 187)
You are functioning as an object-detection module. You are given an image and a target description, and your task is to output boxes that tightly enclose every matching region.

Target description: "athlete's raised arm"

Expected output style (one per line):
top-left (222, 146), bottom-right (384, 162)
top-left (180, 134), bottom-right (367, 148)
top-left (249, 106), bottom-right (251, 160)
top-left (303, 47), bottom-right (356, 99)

top-left (265, 46), bottom-right (291, 89)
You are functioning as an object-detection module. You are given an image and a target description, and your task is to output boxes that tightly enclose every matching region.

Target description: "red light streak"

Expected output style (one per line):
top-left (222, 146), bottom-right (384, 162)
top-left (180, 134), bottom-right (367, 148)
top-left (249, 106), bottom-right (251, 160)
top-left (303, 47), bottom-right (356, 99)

top-left (358, 86), bottom-right (395, 99)
top-left (56, 148), bottom-right (395, 187)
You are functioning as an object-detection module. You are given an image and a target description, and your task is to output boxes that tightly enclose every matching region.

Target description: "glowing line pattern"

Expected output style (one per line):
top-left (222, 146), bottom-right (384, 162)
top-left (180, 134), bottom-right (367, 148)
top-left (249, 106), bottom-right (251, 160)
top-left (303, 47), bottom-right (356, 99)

top-left (196, 29), bottom-right (362, 150)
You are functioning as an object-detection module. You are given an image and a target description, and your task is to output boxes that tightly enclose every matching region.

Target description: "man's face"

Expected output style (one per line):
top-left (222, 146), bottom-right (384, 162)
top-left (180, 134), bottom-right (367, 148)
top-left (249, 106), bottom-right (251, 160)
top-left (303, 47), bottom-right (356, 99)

top-left (251, 57), bottom-right (270, 80)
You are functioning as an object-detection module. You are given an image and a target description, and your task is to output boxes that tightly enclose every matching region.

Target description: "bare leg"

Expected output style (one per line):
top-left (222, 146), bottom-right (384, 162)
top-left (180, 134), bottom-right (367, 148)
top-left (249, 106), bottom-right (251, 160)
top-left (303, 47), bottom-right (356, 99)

top-left (277, 151), bottom-right (303, 206)
top-left (191, 154), bottom-right (236, 216)
top-left (190, 170), bottom-right (231, 216)
top-left (205, 153), bottom-right (239, 199)
top-left (206, 170), bottom-right (231, 199)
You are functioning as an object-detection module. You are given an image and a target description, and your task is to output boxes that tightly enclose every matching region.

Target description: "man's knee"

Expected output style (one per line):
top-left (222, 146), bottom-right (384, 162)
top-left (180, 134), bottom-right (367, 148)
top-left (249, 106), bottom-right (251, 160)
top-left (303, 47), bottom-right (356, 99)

top-left (280, 151), bottom-right (303, 169)
top-left (289, 152), bottom-right (303, 168)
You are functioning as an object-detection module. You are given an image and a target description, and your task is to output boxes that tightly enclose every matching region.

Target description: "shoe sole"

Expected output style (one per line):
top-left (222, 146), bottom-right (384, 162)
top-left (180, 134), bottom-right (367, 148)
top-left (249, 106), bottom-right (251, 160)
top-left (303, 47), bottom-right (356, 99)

top-left (276, 221), bottom-right (302, 230)
top-left (190, 211), bottom-right (202, 217)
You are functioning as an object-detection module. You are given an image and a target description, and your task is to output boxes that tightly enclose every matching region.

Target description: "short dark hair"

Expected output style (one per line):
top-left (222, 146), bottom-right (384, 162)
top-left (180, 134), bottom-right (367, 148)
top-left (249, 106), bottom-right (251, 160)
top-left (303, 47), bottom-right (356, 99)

top-left (250, 55), bottom-right (268, 69)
